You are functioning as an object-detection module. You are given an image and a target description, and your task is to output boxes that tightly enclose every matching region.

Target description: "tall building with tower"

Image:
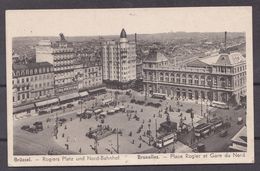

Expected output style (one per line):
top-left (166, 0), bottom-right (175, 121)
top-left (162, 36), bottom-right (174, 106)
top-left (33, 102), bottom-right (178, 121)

top-left (102, 29), bottom-right (137, 89)
top-left (35, 33), bottom-right (78, 95)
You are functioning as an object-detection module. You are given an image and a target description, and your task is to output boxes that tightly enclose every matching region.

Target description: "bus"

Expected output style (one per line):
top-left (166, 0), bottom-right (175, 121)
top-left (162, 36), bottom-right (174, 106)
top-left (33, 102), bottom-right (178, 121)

top-left (152, 93), bottom-right (166, 100)
top-left (155, 132), bottom-right (177, 148)
top-left (194, 123), bottom-right (211, 137)
top-left (210, 118), bottom-right (223, 131)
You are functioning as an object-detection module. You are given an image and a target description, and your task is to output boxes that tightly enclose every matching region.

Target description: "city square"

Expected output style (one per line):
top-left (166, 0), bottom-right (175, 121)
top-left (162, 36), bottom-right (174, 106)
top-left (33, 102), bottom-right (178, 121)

top-left (13, 89), bottom-right (246, 155)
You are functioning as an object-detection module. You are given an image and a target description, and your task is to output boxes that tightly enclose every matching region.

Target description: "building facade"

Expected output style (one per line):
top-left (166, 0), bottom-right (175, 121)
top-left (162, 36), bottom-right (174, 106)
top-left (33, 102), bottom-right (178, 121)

top-left (35, 33), bottom-right (78, 95)
top-left (143, 48), bottom-right (246, 104)
top-left (13, 62), bottom-right (54, 106)
top-left (102, 29), bottom-right (137, 88)
top-left (73, 61), bottom-right (103, 91)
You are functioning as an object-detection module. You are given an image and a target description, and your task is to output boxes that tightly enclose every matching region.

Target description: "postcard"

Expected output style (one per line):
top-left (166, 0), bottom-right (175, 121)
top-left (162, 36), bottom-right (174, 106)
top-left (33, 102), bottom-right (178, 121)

top-left (6, 7), bottom-right (254, 166)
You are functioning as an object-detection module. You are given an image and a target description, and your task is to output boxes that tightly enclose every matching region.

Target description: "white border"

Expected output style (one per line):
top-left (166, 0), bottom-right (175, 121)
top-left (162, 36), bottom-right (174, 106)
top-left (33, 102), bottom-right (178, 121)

top-left (6, 7), bottom-right (254, 167)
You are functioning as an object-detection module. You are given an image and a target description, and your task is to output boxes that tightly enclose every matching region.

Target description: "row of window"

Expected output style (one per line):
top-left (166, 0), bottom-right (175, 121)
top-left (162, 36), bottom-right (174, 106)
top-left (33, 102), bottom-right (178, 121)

top-left (146, 75), bottom-right (232, 88)
top-left (13, 67), bottom-right (53, 77)
top-left (13, 74), bottom-right (53, 85)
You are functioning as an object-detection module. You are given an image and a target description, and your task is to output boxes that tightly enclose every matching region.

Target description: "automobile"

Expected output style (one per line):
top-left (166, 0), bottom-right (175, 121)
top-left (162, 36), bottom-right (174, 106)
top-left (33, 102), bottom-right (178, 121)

top-left (67, 104), bottom-right (74, 108)
top-left (58, 118), bottom-right (67, 124)
top-left (21, 125), bottom-right (30, 131)
top-left (219, 130), bottom-right (228, 137)
top-left (33, 121), bottom-right (43, 131)
top-left (27, 127), bottom-right (38, 134)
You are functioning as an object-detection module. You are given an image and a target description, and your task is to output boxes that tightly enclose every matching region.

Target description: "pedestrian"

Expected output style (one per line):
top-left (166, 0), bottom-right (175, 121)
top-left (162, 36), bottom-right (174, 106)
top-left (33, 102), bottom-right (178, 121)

top-left (79, 148), bottom-right (82, 153)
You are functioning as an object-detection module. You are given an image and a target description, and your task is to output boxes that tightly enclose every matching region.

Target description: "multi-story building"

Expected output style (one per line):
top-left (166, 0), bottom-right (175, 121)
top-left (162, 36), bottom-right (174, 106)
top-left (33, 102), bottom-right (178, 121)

top-left (102, 29), bottom-right (137, 89)
top-left (12, 62), bottom-right (54, 106)
top-left (73, 60), bottom-right (103, 91)
top-left (35, 33), bottom-right (78, 95)
top-left (143, 47), bottom-right (246, 104)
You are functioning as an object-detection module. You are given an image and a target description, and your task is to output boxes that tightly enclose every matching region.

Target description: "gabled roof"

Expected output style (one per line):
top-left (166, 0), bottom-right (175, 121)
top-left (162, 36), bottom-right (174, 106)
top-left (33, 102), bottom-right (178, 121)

top-left (186, 59), bottom-right (210, 67)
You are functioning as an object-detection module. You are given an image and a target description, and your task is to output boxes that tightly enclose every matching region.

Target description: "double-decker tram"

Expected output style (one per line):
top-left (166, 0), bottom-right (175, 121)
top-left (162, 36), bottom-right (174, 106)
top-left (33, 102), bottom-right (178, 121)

top-left (194, 123), bottom-right (211, 137)
top-left (155, 132), bottom-right (177, 148)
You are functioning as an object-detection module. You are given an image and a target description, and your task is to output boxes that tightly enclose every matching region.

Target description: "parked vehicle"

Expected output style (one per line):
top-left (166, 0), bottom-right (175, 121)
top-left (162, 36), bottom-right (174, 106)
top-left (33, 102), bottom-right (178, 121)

top-left (21, 125), bottom-right (30, 131)
top-left (151, 93), bottom-right (166, 100)
top-left (67, 103), bottom-right (74, 108)
top-left (33, 121), bottom-right (43, 131)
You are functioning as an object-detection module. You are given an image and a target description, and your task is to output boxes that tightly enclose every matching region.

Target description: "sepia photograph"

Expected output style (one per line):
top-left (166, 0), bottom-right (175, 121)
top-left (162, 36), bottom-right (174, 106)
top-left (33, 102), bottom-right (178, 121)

top-left (6, 7), bottom-right (254, 166)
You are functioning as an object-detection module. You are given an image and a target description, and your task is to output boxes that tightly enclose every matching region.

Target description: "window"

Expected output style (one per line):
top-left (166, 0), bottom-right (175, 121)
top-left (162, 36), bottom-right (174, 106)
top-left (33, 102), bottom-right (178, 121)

top-left (160, 73), bottom-right (164, 81)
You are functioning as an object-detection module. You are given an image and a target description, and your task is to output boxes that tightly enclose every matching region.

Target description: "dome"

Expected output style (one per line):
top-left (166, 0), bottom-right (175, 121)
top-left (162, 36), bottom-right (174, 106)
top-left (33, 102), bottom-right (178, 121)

top-left (120, 28), bottom-right (127, 38)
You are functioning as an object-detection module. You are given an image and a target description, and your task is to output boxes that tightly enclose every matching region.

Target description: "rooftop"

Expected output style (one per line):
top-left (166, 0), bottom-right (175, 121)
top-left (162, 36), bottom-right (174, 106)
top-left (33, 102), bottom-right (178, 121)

top-left (13, 62), bottom-right (53, 70)
top-left (144, 49), bottom-right (168, 63)
top-left (187, 52), bottom-right (245, 67)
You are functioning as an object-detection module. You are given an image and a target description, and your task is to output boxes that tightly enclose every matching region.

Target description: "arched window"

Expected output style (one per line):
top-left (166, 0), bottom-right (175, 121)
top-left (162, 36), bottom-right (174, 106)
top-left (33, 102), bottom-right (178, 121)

top-left (194, 75), bottom-right (199, 85)
top-left (200, 75), bottom-right (205, 85)
top-left (170, 73), bottom-right (175, 83)
top-left (149, 72), bottom-right (153, 81)
top-left (160, 72), bottom-right (164, 81)
top-left (207, 76), bottom-right (212, 86)
top-left (165, 72), bottom-right (169, 82)
top-left (182, 73), bottom-right (186, 84)
top-left (188, 74), bottom-right (193, 85)
top-left (176, 73), bottom-right (180, 84)
top-left (220, 77), bottom-right (226, 88)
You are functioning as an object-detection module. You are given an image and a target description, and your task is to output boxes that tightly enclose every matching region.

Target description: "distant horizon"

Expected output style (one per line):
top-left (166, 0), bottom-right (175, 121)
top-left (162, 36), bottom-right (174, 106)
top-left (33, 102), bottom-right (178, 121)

top-left (12, 31), bottom-right (245, 39)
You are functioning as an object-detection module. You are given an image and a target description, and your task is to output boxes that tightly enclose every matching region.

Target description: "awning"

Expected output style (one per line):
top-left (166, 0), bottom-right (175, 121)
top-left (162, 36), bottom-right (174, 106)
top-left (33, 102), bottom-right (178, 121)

top-left (88, 86), bottom-right (106, 93)
top-left (59, 93), bottom-right (79, 101)
top-left (79, 91), bottom-right (89, 97)
top-left (35, 98), bottom-right (59, 107)
top-left (13, 104), bottom-right (35, 113)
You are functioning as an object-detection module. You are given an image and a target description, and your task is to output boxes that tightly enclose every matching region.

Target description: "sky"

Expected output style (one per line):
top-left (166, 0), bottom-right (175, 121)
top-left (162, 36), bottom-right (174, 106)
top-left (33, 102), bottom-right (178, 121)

top-left (6, 7), bottom-right (252, 37)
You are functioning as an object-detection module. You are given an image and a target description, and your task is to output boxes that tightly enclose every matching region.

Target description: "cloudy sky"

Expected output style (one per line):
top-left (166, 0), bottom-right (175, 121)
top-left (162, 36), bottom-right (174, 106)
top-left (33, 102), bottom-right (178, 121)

top-left (6, 7), bottom-right (252, 37)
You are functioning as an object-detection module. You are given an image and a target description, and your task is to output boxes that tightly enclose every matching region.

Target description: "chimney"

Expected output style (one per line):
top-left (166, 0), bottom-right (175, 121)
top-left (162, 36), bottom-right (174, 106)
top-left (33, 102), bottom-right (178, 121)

top-left (135, 33), bottom-right (137, 45)
top-left (224, 31), bottom-right (227, 50)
